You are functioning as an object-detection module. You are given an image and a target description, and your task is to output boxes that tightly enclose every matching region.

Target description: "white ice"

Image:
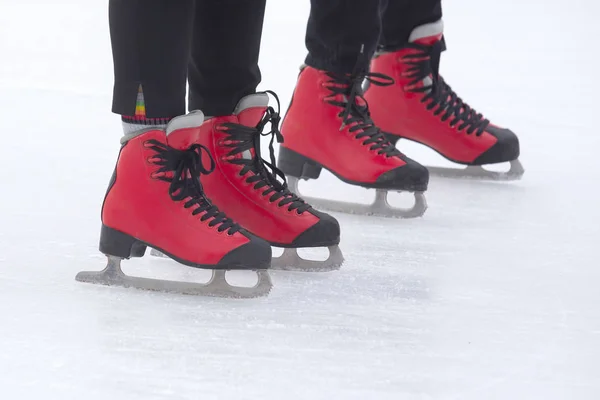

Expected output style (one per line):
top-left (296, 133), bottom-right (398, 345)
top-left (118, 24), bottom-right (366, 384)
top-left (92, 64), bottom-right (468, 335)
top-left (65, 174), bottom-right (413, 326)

top-left (0, 0), bottom-right (598, 399)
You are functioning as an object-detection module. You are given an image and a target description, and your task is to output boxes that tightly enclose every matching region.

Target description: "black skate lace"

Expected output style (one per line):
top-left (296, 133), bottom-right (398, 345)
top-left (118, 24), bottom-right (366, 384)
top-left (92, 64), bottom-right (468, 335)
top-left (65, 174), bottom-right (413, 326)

top-left (401, 39), bottom-right (490, 136)
top-left (218, 91), bottom-right (311, 214)
top-left (144, 139), bottom-right (241, 234)
top-left (324, 47), bottom-right (401, 158)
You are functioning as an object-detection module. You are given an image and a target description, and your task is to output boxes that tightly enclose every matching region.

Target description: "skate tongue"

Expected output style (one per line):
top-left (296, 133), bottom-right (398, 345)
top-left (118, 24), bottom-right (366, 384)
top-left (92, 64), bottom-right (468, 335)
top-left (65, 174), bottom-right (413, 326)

top-left (408, 20), bottom-right (468, 116)
top-left (164, 110), bottom-right (205, 150)
top-left (409, 19), bottom-right (444, 46)
top-left (233, 93), bottom-right (270, 160)
top-left (408, 19), bottom-right (446, 98)
top-left (234, 93), bottom-right (269, 127)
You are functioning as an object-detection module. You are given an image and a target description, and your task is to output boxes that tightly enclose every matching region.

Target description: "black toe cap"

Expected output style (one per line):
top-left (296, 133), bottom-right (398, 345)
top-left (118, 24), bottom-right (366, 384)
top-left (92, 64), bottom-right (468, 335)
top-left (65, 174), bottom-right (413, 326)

top-left (217, 231), bottom-right (272, 270)
top-left (473, 126), bottom-right (520, 165)
top-left (291, 210), bottom-right (340, 247)
top-left (376, 156), bottom-right (429, 191)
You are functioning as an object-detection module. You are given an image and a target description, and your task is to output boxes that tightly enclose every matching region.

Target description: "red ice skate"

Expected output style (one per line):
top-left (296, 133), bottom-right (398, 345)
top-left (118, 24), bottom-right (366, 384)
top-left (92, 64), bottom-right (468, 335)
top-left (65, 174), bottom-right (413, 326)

top-left (365, 19), bottom-right (524, 180)
top-left (277, 64), bottom-right (428, 219)
top-left (153, 92), bottom-right (343, 271)
top-left (75, 111), bottom-right (272, 298)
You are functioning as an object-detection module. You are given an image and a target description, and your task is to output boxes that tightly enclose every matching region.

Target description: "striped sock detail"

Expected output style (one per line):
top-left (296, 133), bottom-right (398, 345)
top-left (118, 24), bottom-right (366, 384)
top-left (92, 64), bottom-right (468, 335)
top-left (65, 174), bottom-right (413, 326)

top-left (121, 119), bottom-right (169, 135)
top-left (121, 115), bottom-right (172, 126)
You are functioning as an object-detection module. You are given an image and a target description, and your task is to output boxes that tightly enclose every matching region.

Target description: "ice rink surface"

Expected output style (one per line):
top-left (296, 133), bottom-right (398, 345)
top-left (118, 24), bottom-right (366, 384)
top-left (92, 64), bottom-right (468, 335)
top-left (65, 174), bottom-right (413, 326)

top-left (0, 1), bottom-right (598, 399)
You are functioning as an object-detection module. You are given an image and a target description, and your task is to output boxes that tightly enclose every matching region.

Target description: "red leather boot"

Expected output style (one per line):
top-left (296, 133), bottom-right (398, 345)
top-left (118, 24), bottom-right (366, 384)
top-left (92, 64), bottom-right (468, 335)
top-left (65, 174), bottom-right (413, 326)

top-left (76, 111), bottom-right (272, 298)
top-left (277, 65), bottom-right (428, 218)
top-left (190, 92), bottom-right (343, 271)
top-left (365, 19), bottom-right (524, 180)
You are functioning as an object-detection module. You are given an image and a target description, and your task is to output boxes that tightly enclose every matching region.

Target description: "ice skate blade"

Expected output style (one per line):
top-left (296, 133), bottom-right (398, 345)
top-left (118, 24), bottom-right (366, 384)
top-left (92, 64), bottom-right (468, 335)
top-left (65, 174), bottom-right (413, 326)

top-left (76, 256), bottom-right (272, 299)
top-left (271, 245), bottom-right (344, 272)
top-left (153, 247), bottom-right (344, 272)
top-left (150, 248), bottom-right (169, 258)
top-left (287, 176), bottom-right (427, 219)
top-left (427, 159), bottom-right (525, 181)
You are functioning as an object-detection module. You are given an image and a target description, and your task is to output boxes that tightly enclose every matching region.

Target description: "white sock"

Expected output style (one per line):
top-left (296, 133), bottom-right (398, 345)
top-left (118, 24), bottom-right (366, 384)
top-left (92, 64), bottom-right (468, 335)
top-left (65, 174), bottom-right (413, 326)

top-left (121, 121), bottom-right (167, 135)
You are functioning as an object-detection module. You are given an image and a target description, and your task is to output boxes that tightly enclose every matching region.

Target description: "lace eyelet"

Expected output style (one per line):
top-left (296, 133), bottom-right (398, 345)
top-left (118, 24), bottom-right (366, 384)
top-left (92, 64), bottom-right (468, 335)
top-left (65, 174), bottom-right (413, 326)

top-left (146, 156), bottom-right (155, 164)
top-left (284, 206), bottom-right (297, 214)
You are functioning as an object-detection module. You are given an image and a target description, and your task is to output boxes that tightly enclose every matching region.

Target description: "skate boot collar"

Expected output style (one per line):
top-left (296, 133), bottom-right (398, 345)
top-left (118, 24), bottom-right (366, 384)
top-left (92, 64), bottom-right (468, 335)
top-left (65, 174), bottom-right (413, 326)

top-left (163, 110), bottom-right (206, 150)
top-left (373, 20), bottom-right (444, 58)
top-left (232, 93), bottom-right (270, 129)
top-left (409, 19), bottom-right (444, 46)
top-left (234, 93), bottom-right (269, 115)
top-left (166, 110), bottom-right (205, 136)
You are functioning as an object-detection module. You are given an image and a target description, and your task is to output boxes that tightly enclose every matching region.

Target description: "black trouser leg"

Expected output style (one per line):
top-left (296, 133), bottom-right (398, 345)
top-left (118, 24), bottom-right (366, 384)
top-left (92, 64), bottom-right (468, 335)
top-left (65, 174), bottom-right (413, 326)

top-left (188, 0), bottom-right (267, 116)
top-left (304, 0), bottom-right (386, 74)
top-left (379, 0), bottom-right (442, 50)
top-left (109, 0), bottom-right (194, 118)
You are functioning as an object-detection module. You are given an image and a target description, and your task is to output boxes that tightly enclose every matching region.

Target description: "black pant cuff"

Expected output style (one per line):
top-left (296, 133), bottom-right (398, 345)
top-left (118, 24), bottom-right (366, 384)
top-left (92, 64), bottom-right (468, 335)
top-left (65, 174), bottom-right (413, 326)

top-left (111, 81), bottom-right (186, 118)
top-left (305, 53), bottom-right (368, 76)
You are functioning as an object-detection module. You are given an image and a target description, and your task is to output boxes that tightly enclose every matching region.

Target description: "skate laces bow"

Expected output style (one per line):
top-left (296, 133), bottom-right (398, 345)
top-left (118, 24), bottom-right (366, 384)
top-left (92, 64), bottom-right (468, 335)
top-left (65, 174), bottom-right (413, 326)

top-left (144, 139), bottom-right (240, 234)
top-left (402, 38), bottom-right (489, 135)
top-left (219, 91), bottom-right (311, 213)
top-left (325, 45), bottom-right (401, 157)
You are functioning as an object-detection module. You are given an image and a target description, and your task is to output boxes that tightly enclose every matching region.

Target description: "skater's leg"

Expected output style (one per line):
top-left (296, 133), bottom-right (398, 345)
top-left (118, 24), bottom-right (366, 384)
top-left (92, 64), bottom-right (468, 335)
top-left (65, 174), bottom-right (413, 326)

top-left (110, 0), bottom-right (194, 130)
top-left (305, 0), bottom-right (385, 74)
top-left (188, 0), bottom-right (267, 116)
top-left (379, 0), bottom-right (442, 50)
